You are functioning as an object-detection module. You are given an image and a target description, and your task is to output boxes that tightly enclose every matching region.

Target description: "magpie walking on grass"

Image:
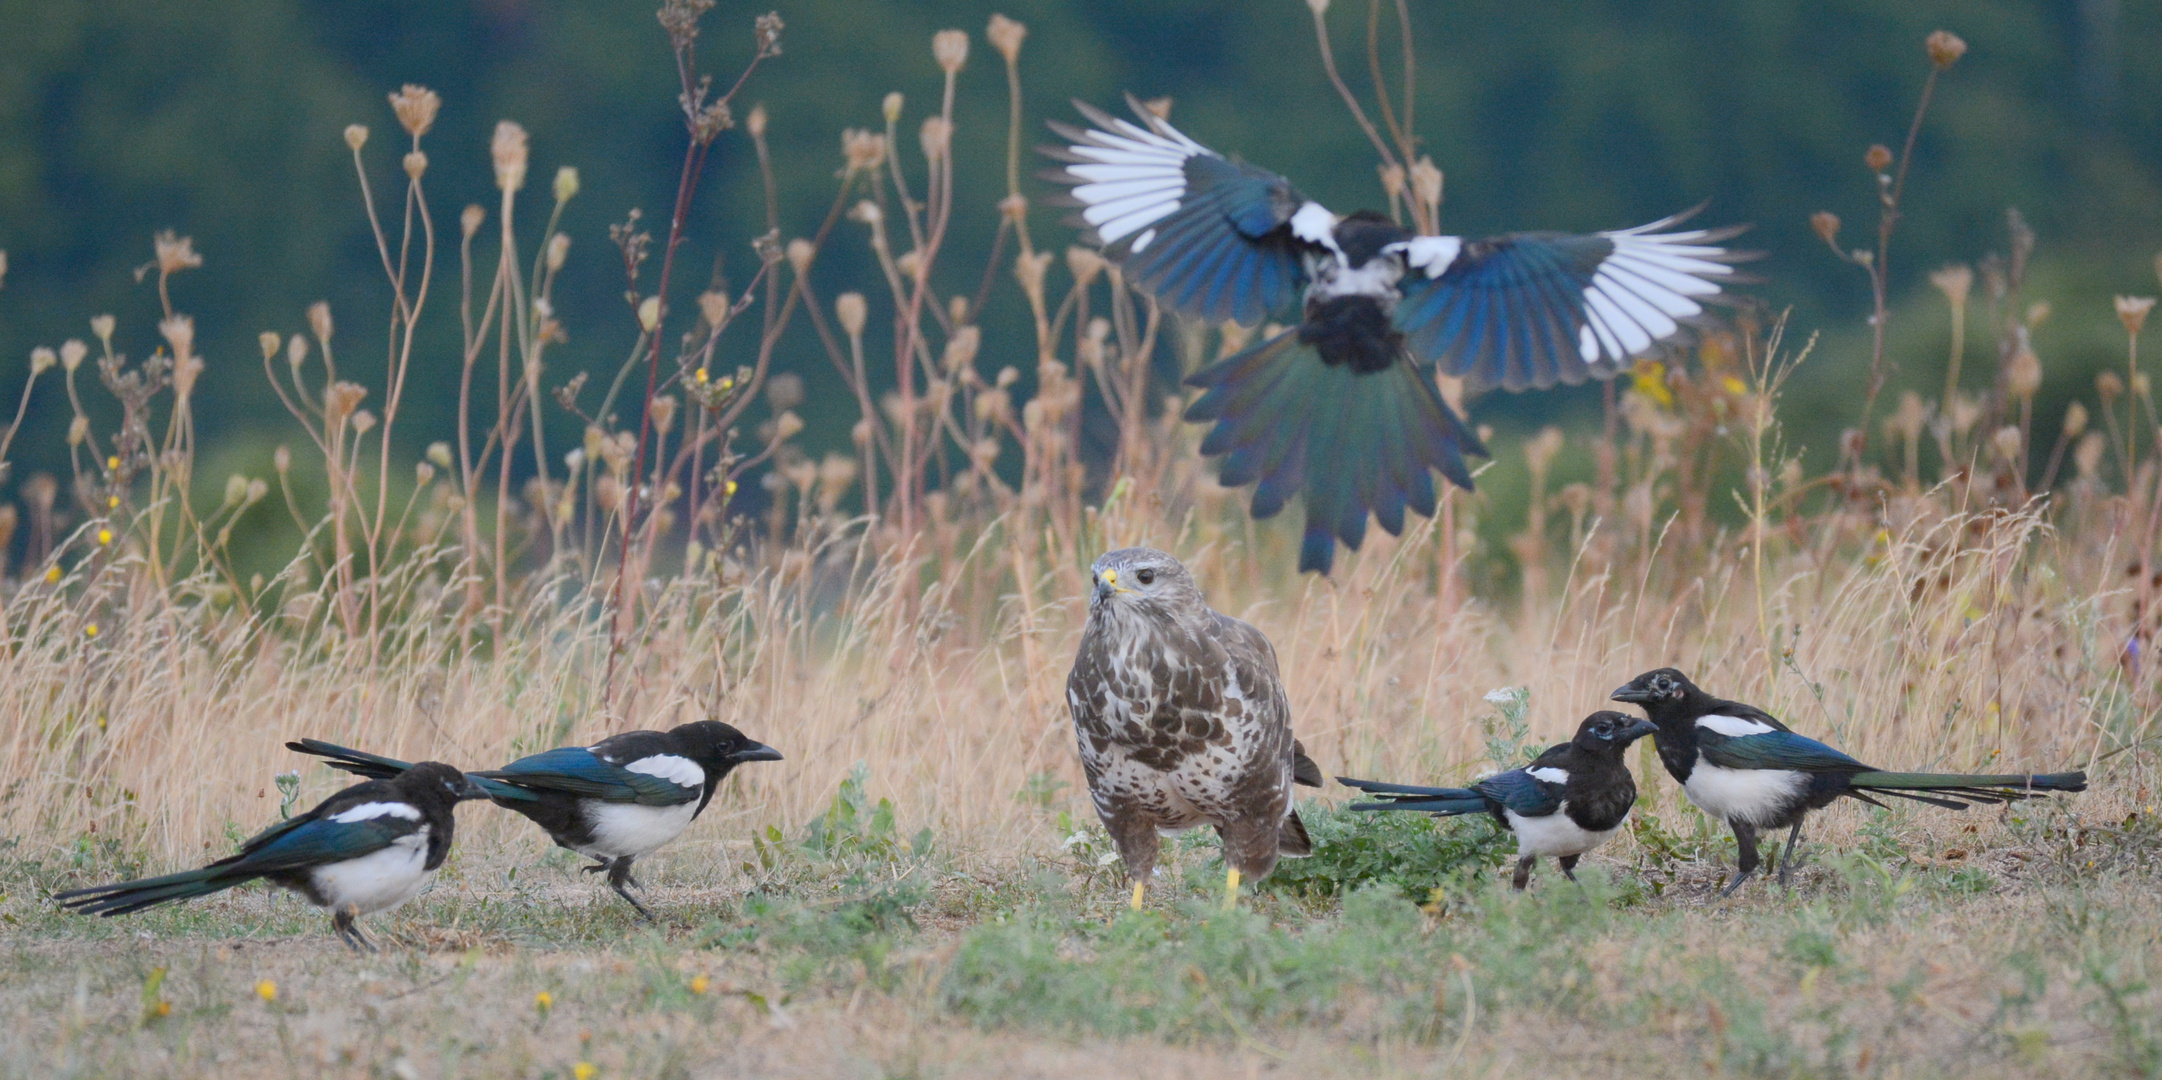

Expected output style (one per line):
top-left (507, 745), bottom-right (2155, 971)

top-left (1047, 98), bottom-right (1746, 573)
top-left (1340, 711), bottom-right (1657, 889)
top-left (1612, 668), bottom-right (2087, 897)
top-left (56, 762), bottom-right (485, 951)
top-left (289, 721), bottom-right (780, 919)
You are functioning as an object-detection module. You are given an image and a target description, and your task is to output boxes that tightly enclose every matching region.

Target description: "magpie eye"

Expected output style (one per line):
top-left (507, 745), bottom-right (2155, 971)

top-left (1136, 568), bottom-right (1156, 586)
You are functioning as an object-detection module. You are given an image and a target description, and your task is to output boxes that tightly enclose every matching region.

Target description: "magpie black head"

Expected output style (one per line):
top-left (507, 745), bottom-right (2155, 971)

top-left (1571, 710), bottom-right (1659, 755)
top-left (397, 760), bottom-right (489, 804)
top-left (669, 720), bottom-right (784, 775)
top-left (1332, 210), bottom-right (1412, 266)
top-left (1610, 668), bottom-right (1700, 713)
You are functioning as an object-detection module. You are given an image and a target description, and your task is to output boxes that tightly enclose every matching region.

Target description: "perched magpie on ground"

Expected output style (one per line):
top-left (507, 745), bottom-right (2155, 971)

top-left (56, 761), bottom-right (484, 950)
top-left (1612, 668), bottom-right (2088, 897)
top-left (289, 721), bottom-right (781, 919)
top-left (1339, 711), bottom-right (1657, 889)
top-left (1047, 99), bottom-right (1745, 573)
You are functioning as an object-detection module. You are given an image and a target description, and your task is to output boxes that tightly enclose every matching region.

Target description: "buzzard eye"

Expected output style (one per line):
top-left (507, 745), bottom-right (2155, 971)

top-left (1135, 568), bottom-right (1156, 586)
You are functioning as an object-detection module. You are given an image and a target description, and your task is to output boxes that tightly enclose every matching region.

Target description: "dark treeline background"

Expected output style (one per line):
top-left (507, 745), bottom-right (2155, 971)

top-left (0, 0), bottom-right (2158, 512)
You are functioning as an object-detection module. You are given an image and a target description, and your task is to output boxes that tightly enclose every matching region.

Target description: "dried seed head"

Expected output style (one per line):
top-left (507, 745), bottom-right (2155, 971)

top-left (1865, 144), bottom-right (1893, 172)
top-left (159, 314), bottom-right (194, 362)
top-left (999, 193), bottom-right (1027, 225)
top-left (352, 410), bottom-right (376, 435)
top-left (650, 395), bottom-right (678, 435)
top-left (307, 301), bottom-right (334, 344)
top-left (2025, 301), bottom-right (2051, 328)
top-left (274, 445), bottom-right (292, 473)
top-left (2063, 400), bottom-right (2088, 438)
top-left (942, 326), bottom-right (982, 373)
top-left (1991, 425), bottom-right (2022, 464)
top-left (30, 347), bottom-right (56, 375)
top-left (90, 315), bottom-right (115, 345)
top-left (258, 332), bottom-right (281, 362)
top-left (1524, 426), bottom-right (1565, 475)
top-left (1379, 162), bottom-right (1406, 200)
top-left (1926, 30), bottom-right (1967, 69)
top-left (638, 296), bottom-right (663, 332)
top-left (344, 124), bottom-right (369, 151)
top-left (883, 93), bottom-right (907, 125)
top-left (427, 442), bottom-right (454, 469)
top-left (67, 415), bottom-right (88, 446)
top-left (547, 167), bottom-right (578, 207)
top-left (287, 333), bottom-right (308, 369)
top-left (754, 12), bottom-right (784, 56)
top-left (1948, 393), bottom-right (1982, 436)
top-left (849, 199), bottom-right (883, 226)
top-left (697, 290), bottom-right (730, 331)
top-left (1408, 156), bottom-right (1443, 212)
top-left (224, 474), bottom-right (249, 506)
top-left (896, 251), bottom-right (924, 280)
top-left (1811, 211), bottom-right (1841, 247)
top-left (842, 129), bottom-right (887, 174)
top-left (59, 339), bottom-right (86, 373)
top-left (415, 461), bottom-right (435, 486)
top-left (1930, 264), bottom-right (1973, 309)
top-left (403, 151), bottom-right (427, 180)
top-left (491, 121), bottom-right (529, 193)
top-left (2075, 431), bottom-right (2107, 479)
top-left (933, 30), bottom-right (969, 74)
top-left (2098, 369), bottom-right (2125, 400)
top-left (1306, 0), bottom-right (1330, 13)
top-left (2117, 295), bottom-right (2155, 336)
top-left (836, 293), bottom-right (868, 338)
top-left (154, 231), bottom-right (202, 276)
top-left (546, 232), bottom-right (571, 272)
top-left (324, 381), bottom-right (368, 424)
top-left (1893, 391), bottom-right (1929, 442)
top-left (786, 238), bottom-right (814, 277)
top-left (852, 418), bottom-right (874, 446)
top-left (920, 116), bottom-right (952, 162)
top-left (461, 204), bottom-right (485, 238)
top-left (987, 15), bottom-right (1026, 63)
top-left (389, 85), bottom-right (440, 138)
top-left (766, 372), bottom-right (805, 411)
top-left (2136, 373), bottom-right (2152, 399)
top-left (775, 410), bottom-right (805, 441)
top-left (746, 103), bottom-right (768, 139)
top-left (949, 295), bottom-right (969, 326)
top-left (1013, 250), bottom-right (1052, 299)
top-left (2006, 345), bottom-right (2041, 400)
top-left (1065, 246), bottom-right (1106, 290)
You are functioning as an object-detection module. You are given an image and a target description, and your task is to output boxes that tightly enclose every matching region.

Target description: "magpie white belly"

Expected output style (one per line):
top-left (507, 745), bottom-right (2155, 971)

top-left (307, 833), bottom-right (434, 915)
top-left (1505, 806), bottom-right (1625, 858)
top-left (1682, 764), bottom-right (1806, 827)
top-left (576, 800), bottom-right (699, 859)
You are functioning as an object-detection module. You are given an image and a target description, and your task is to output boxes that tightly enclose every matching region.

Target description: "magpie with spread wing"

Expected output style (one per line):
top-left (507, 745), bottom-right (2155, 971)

top-left (1047, 99), bottom-right (1745, 573)
top-left (56, 762), bottom-right (486, 951)
top-left (1340, 711), bottom-right (1656, 889)
top-left (1612, 668), bottom-right (2088, 897)
top-left (289, 721), bottom-right (780, 919)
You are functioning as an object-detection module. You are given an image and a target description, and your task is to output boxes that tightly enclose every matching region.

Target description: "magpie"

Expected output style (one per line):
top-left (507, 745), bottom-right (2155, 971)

top-left (1047, 99), bottom-right (1746, 574)
top-left (1611, 668), bottom-right (2088, 897)
top-left (1339, 711), bottom-right (1657, 889)
top-left (55, 761), bottom-right (485, 951)
top-left (288, 721), bottom-right (781, 919)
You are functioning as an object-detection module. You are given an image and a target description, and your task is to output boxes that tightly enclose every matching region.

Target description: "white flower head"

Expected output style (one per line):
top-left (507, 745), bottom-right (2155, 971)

top-left (1483, 686), bottom-right (1527, 706)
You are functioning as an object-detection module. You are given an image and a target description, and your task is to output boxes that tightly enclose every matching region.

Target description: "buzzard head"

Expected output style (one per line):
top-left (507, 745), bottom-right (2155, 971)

top-left (1088, 547), bottom-right (1204, 622)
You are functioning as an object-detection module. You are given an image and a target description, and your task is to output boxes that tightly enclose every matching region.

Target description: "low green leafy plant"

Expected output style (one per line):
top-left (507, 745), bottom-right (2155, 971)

top-left (1261, 799), bottom-right (1512, 902)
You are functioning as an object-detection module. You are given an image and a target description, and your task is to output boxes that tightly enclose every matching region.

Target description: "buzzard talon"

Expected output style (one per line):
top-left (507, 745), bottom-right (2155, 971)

top-left (1068, 548), bottom-right (1320, 906)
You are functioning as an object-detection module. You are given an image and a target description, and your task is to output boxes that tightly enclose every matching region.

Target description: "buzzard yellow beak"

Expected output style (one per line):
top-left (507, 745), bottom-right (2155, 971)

top-left (1094, 567), bottom-right (1126, 601)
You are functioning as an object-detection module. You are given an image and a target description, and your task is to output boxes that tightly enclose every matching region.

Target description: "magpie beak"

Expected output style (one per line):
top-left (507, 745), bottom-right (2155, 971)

top-left (457, 777), bottom-right (494, 800)
top-left (1620, 717), bottom-right (1658, 741)
top-left (1610, 684), bottom-right (1654, 704)
top-left (728, 742), bottom-right (784, 764)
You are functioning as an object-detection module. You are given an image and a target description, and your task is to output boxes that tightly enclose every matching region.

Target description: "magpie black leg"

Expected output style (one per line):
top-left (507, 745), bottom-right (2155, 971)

top-left (606, 857), bottom-right (654, 922)
top-left (1776, 821), bottom-right (1806, 889)
top-left (333, 907), bottom-right (377, 953)
top-left (581, 860), bottom-right (611, 876)
top-left (1559, 854), bottom-right (1581, 883)
top-left (1717, 822), bottom-right (1761, 900)
top-left (1511, 856), bottom-right (1536, 891)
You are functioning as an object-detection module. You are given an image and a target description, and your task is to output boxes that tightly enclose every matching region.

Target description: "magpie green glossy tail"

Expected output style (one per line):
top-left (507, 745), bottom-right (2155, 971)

top-left (1337, 776), bottom-right (1490, 817)
top-left (288, 739), bottom-right (530, 801)
top-left (56, 865), bottom-right (251, 917)
top-left (1847, 769), bottom-right (2086, 804)
top-left (1186, 330), bottom-right (1484, 575)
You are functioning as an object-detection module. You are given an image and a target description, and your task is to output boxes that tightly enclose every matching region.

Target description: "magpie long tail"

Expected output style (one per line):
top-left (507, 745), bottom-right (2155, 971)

top-left (55, 867), bottom-right (253, 917)
top-left (286, 738), bottom-right (414, 781)
top-left (1337, 776), bottom-right (1490, 817)
top-left (1186, 331), bottom-right (1485, 575)
top-left (1846, 769), bottom-right (2087, 808)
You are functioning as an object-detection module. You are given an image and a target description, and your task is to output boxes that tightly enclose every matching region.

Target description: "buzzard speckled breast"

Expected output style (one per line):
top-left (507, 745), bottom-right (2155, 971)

top-left (1067, 547), bottom-right (1321, 902)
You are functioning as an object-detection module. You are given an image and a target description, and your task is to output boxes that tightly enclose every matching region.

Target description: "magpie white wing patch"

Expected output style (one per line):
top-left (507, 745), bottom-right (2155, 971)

top-left (1576, 219), bottom-right (1735, 364)
top-left (1395, 235), bottom-right (1462, 276)
top-left (309, 826), bottom-right (433, 915)
top-left (624, 754), bottom-right (705, 789)
top-left (1527, 767), bottom-right (1571, 786)
top-left (1060, 110), bottom-right (1212, 247)
top-left (1696, 714), bottom-right (1778, 738)
top-left (1504, 806), bottom-right (1624, 858)
top-left (330, 801), bottom-right (424, 824)
top-left (1289, 201), bottom-right (1340, 250)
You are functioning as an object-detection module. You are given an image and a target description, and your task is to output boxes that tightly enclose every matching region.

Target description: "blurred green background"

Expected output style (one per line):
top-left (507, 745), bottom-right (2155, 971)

top-left (0, 0), bottom-right (2157, 514)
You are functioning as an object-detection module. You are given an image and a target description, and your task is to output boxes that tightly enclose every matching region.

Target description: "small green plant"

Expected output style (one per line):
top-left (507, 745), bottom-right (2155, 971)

top-left (1260, 800), bottom-right (1511, 902)
top-left (799, 764), bottom-right (933, 862)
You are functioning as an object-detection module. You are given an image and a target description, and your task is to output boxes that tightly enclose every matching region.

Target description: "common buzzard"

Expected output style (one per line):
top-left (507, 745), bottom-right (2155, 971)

top-left (1067, 547), bottom-right (1322, 908)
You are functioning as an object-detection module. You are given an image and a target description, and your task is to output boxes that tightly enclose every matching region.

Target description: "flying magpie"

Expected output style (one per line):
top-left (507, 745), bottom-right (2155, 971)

top-left (1047, 99), bottom-right (1745, 574)
top-left (56, 761), bottom-right (485, 951)
top-left (288, 721), bottom-right (781, 919)
top-left (1611, 668), bottom-right (2088, 897)
top-left (1339, 711), bottom-right (1657, 889)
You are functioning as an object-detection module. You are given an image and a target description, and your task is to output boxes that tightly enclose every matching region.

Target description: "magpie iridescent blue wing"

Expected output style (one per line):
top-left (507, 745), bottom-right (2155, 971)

top-left (1045, 99), bottom-right (1318, 326)
top-left (477, 747), bottom-right (699, 807)
top-left (1697, 729), bottom-right (1871, 774)
top-left (1473, 767), bottom-right (1566, 818)
top-left (1186, 329), bottom-right (1478, 572)
top-left (1393, 212), bottom-right (1746, 392)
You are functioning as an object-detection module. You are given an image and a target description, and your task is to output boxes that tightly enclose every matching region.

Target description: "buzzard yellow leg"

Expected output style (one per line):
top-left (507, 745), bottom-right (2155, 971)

top-left (1130, 881), bottom-right (1146, 911)
top-left (1223, 867), bottom-right (1242, 911)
